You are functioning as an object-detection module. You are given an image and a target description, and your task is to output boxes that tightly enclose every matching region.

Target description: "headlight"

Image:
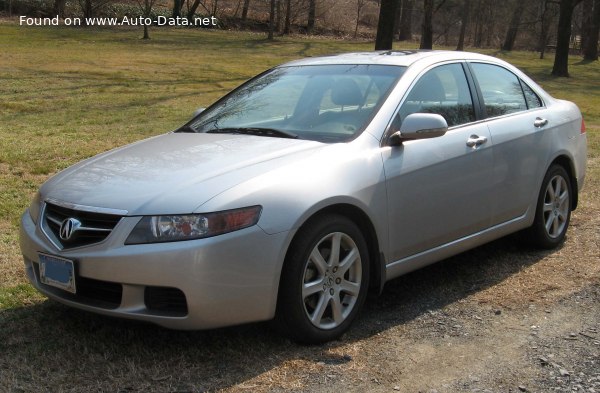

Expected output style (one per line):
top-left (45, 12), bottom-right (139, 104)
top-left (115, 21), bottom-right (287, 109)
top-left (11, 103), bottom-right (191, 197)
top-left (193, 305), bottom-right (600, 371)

top-left (28, 192), bottom-right (42, 224)
top-left (125, 205), bottom-right (262, 244)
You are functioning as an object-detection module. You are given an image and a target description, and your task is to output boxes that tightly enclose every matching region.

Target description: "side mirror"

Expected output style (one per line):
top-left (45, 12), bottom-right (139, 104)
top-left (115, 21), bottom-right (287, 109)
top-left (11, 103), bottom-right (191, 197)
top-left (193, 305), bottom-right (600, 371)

top-left (193, 107), bottom-right (206, 117)
top-left (388, 113), bottom-right (448, 146)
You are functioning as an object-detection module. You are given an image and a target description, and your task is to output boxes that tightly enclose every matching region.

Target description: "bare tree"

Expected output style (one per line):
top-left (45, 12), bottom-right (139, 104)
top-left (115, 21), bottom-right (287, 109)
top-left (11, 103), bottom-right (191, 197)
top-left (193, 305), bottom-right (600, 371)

top-left (583, 0), bottom-right (600, 59)
top-left (421, 0), bottom-right (434, 48)
top-left (136, 0), bottom-right (157, 39)
top-left (398, 0), bottom-right (414, 40)
top-left (78, 0), bottom-right (112, 25)
top-left (552, 0), bottom-right (584, 76)
top-left (284, 0), bottom-right (291, 33)
top-left (456, 0), bottom-right (471, 50)
top-left (307, 0), bottom-right (316, 33)
top-left (172, 0), bottom-right (183, 17)
top-left (241, 0), bottom-right (250, 21)
top-left (375, 0), bottom-right (401, 49)
top-left (420, 0), bottom-right (446, 49)
top-left (53, 0), bottom-right (66, 18)
top-left (501, 0), bottom-right (527, 50)
top-left (581, 0), bottom-right (593, 49)
top-left (268, 0), bottom-right (276, 39)
top-left (355, 0), bottom-right (367, 38)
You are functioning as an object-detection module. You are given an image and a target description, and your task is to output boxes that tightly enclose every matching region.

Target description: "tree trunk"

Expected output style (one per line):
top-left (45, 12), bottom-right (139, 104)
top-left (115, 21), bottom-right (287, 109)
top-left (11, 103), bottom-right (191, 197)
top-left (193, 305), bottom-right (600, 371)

top-left (581, 0), bottom-right (593, 50)
top-left (81, 0), bottom-right (93, 25)
top-left (241, 0), bottom-right (250, 21)
top-left (398, 0), bottom-right (413, 40)
top-left (268, 0), bottom-right (275, 39)
top-left (420, 0), bottom-right (433, 49)
top-left (394, 0), bottom-right (403, 38)
top-left (375, 0), bottom-right (401, 49)
top-left (188, 0), bottom-right (201, 22)
top-left (53, 0), bottom-right (66, 18)
top-left (501, 0), bottom-right (527, 50)
top-left (552, 0), bottom-right (583, 76)
top-left (456, 0), bottom-right (470, 50)
top-left (356, 0), bottom-right (366, 38)
top-left (173, 0), bottom-right (181, 18)
top-left (284, 0), bottom-right (291, 34)
top-left (276, 0), bottom-right (282, 32)
top-left (307, 0), bottom-right (316, 33)
top-left (583, 0), bottom-right (600, 59)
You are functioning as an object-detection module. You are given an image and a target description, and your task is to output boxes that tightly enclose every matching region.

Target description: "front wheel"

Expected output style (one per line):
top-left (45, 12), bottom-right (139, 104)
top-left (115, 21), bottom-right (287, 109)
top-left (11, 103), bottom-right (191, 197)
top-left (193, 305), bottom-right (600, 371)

top-left (525, 165), bottom-right (572, 249)
top-left (276, 214), bottom-right (370, 344)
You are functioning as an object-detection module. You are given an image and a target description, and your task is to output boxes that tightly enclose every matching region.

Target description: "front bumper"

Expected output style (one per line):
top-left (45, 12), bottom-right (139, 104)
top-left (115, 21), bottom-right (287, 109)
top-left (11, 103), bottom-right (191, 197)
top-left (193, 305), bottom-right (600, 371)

top-left (20, 210), bottom-right (289, 329)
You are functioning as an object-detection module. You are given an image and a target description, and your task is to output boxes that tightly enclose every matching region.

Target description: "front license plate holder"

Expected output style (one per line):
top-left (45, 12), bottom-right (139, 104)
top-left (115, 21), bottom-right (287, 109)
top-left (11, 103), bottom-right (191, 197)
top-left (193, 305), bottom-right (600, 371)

top-left (39, 253), bottom-right (76, 294)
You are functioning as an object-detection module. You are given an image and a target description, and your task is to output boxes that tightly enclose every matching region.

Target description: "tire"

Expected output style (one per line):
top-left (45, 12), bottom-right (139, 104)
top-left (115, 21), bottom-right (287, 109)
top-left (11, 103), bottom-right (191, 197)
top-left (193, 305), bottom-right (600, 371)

top-left (525, 165), bottom-right (572, 249)
top-left (276, 214), bottom-right (370, 344)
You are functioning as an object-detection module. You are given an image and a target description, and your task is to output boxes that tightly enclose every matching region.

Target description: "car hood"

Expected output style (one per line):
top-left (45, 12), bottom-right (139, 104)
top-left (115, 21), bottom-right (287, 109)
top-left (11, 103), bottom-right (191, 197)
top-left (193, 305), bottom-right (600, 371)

top-left (41, 133), bottom-right (324, 215)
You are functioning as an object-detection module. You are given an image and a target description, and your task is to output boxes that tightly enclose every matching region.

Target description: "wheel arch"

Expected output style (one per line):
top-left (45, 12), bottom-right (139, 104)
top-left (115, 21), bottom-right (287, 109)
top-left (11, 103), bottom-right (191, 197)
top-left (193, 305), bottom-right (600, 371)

top-left (549, 154), bottom-right (578, 210)
top-left (280, 203), bottom-right (385, 298)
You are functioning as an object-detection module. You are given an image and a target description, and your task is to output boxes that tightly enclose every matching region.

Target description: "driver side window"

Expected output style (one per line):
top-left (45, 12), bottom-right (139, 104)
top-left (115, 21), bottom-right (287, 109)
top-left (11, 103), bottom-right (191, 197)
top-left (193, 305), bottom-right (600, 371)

top-left (393, 63), bottom-right (475, 131)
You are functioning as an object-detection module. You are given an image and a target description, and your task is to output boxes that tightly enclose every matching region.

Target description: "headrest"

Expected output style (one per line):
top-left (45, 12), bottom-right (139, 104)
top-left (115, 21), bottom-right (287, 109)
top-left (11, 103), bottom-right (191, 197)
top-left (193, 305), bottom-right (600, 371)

top-left (331, 78), bottom-right (364, 106)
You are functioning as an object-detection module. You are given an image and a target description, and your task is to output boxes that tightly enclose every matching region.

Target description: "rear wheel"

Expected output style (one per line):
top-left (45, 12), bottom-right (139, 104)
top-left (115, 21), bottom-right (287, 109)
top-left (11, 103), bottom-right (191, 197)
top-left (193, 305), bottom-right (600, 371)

top-left (526, 165), bottom-right (572, 249)
top-left (276, 214), bottom-right (369, 344)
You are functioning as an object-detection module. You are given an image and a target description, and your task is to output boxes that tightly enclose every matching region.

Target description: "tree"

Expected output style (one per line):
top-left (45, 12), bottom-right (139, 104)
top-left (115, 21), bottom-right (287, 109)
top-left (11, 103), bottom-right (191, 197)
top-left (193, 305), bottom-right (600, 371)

top-left (53, 0), bottom-right (66, 18)
top-left (375, 0), bottom-right (401, 49)
top-left (456, 0), bottom-right (471, 50)
top-left (77, 0), bottom-right (112, 25)
top-left (172, 0), bottom-right (183, 18)
top-left (241, 0), bottom-right (250, 21)
top-left (582, 0), bottom-right (600, 59)
top-left (419, 0), bottom-right (446, 49)
top-left (268, 0), bottom-right (276, 39)
top-left (355, 0), bottom-right (367, 38)
top-left (307, 0), bottom-right (316, 33)
top-left (552, 0), bottom-right (584, 76)
top-left (421, 0), bottom-right (434, 48)
top-left (283, 0), bottom-right (291, 34)
top-left (581, 0), bottom-right (593, 50)
top-left (398, 0), bottom-right (414, 40)
top-left (501, 0), bottom-right (527, 51)
top-left (137, 0), bottom-right (157, 39)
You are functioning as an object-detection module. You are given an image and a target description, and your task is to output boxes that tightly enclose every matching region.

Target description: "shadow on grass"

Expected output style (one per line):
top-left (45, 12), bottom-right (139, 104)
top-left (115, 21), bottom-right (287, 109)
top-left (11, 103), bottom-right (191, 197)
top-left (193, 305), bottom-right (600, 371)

top-left (0, 235), bottom-right (557, 391)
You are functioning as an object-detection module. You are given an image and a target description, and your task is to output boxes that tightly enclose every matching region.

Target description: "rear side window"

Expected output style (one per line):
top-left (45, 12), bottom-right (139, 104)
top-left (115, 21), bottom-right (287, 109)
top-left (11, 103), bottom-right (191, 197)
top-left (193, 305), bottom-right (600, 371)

top-left (470, 63), bottom-right (527, 118)
top-left (521, 81), bottom-right (543, 109)
top-left (396, 63), bottom-right (475, 128)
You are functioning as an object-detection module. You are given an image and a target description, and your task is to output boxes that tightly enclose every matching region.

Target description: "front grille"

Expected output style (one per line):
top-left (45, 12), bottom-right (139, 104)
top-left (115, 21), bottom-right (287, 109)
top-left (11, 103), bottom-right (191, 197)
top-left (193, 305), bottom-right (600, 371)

top-left (43, 202), bottom-right (123, 249)
top-left (145, 286), bottom-right (188, 316)
top-left (33, 262), bottom-right (122, 309)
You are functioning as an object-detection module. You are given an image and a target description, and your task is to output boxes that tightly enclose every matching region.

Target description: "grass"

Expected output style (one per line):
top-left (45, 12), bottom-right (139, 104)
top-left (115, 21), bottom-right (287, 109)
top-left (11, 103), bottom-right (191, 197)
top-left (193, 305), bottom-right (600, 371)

top-left (0, 22), bottom-right (599, 392)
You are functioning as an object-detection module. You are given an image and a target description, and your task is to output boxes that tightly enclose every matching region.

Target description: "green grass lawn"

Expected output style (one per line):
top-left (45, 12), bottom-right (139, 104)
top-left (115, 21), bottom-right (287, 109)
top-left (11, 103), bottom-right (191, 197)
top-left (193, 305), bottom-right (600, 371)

top-left (0, 22), bottom-right (599, 392)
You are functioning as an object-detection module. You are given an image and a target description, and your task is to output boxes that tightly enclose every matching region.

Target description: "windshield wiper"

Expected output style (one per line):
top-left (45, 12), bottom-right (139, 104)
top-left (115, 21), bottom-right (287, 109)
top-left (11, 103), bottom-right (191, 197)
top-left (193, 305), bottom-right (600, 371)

top-left (206, 127), bottom-right (298, 139)
top-left (175, 125), bottom-right (197, 133)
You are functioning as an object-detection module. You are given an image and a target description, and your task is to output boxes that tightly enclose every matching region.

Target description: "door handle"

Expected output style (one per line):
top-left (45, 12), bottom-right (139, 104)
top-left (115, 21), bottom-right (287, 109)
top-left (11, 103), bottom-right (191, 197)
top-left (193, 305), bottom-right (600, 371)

top-left (534, 117), bottom-right (548, 127)
top-left (466, 135), bottom-right (488, 148)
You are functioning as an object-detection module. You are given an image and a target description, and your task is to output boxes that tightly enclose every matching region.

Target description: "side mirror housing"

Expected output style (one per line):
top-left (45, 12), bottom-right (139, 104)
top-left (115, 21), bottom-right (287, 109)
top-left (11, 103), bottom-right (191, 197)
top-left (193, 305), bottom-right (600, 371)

top-left (388, 113), bottom-right (448, 146)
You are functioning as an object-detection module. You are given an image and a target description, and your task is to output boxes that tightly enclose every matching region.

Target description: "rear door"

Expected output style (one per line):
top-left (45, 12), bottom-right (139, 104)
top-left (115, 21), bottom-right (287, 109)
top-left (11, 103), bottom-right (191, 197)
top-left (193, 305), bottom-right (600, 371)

top-left (468, 62), bottom-right (549, 225)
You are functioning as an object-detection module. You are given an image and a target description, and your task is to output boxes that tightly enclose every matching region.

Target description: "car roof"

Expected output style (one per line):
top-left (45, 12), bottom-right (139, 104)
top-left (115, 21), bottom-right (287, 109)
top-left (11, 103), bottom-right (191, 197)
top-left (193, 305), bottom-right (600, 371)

top-left (279, 50), bottom-right (501, 68)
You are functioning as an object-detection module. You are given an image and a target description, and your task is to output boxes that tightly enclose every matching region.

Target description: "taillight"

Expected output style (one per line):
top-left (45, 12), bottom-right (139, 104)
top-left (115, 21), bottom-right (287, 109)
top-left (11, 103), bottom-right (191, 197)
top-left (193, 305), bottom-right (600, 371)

top-left (581, 118), bottom-right (586, 134)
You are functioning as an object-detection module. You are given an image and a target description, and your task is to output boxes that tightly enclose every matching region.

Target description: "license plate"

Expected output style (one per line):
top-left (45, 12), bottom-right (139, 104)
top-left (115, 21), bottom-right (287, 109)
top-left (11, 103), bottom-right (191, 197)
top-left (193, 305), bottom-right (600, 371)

top-left (39, 253), bottom-right (76, 294)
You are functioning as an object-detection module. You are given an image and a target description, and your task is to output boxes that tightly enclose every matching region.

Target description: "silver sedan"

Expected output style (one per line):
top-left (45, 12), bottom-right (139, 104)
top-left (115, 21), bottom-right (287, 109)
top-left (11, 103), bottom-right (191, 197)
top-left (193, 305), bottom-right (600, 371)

top-left (20, 51), bottom-right (587, 343)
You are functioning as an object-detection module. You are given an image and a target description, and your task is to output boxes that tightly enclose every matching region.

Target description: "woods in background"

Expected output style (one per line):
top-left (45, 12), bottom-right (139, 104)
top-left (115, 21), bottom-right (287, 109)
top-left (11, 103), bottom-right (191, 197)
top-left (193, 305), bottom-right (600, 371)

top-left (3, 0), bottom-right (599, 75)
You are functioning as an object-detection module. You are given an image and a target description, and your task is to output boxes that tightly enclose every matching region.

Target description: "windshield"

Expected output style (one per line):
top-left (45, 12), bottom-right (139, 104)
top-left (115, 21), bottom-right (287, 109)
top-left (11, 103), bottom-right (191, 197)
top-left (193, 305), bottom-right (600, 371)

top-left (186, 64), bottom-right (406, 143)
